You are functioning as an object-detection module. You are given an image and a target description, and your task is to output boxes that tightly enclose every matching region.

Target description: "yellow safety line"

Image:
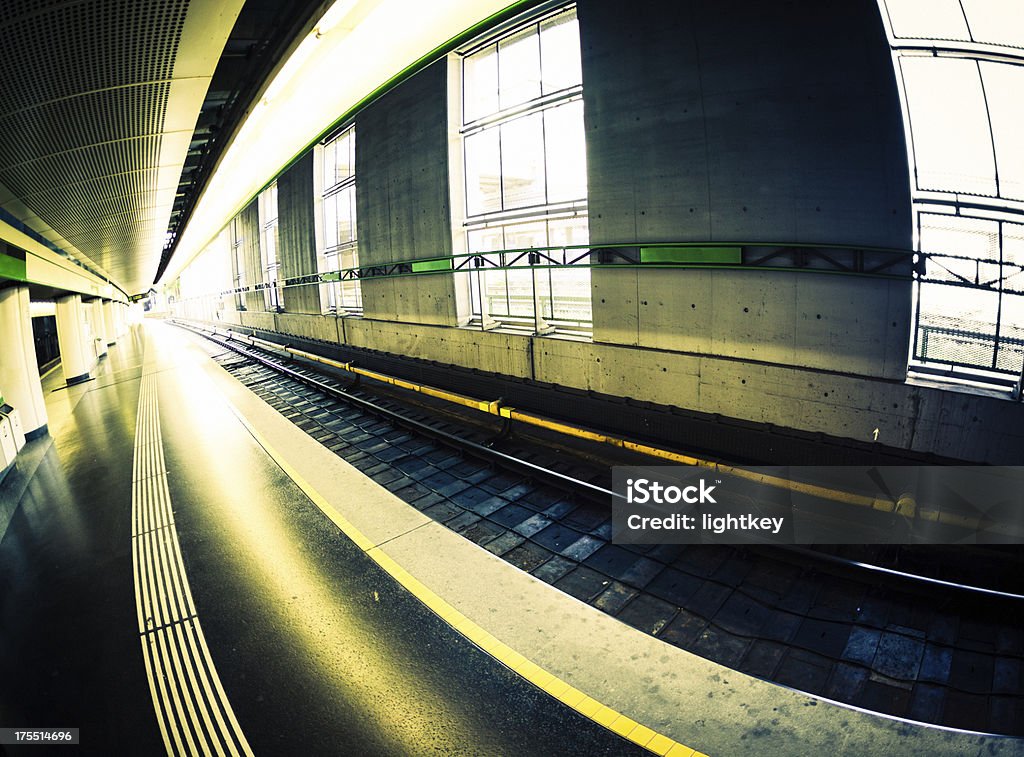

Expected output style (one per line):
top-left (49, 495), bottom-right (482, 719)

top-left (222, 395), bottom-right (707, 757)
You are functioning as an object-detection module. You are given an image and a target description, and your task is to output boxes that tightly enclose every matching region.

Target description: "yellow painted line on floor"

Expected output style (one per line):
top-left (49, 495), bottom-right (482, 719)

top-left (223, 396), bottom-right (708, 757)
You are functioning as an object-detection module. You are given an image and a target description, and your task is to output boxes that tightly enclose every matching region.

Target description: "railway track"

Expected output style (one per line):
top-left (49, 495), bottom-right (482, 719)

top-left (173, 319), bottom-right (1024, 736)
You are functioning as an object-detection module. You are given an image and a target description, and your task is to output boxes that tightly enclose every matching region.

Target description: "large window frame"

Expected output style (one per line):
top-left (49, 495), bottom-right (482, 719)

top-left (315, 125), bottom-right (362, 314)
top-left (879, 0), bottom-right (1024, 389)
top-left (457, 4), bottom-right (591, 335)
top-left (229, 215), bottom-right (246, 311)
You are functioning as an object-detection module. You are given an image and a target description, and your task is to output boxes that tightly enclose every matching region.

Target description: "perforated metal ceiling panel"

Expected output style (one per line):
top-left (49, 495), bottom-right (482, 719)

top-left (0, 0), bottom-right (243, 295)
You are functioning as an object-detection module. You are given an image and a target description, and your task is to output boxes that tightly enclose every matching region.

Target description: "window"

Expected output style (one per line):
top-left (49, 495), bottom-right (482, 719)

top-left (230, 216), bottom-right (246, 310)
top-left (258, 182), bottom-right (283, 311)
top-left (459, 6), bottom-right (590, 334)
top-left (879, 0), bottom-right (1024, 381)
top-left (316, 126), bottom-right (361, 313)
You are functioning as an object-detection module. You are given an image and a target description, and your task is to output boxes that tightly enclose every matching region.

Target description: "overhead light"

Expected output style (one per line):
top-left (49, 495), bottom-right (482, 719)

top-left (316, 0), bottom-right (359, 37)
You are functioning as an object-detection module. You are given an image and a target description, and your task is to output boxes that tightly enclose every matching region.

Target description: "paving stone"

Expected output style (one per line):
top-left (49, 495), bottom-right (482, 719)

top-left (993, 657), bottom-right (1021, 694)
top-left (421, 471), bottom-right (458, 493)
top-left (674, 546), bottom-right (729, 578)
top-left (824, 662), bottom-right (869, 701)
top-left (490, 503), bottom-right (536, 529)
top-left (462, 494), bottom-right (509, 517)
top-left (990, 697), bottom-right (1024, 736)
top-left (907, 683), bottom-right (946, 723)
top-left (555, 567), bottom-right (610, 602)
top-left (513, 513), bottom-right (554, 538)
top-left (949, 649), bottom-right (995, 693)
top-left (382, 475), bottom-right (418, 493)
top-left (685, 582), bottom-right (732, 620)
top-left (843, 627), bottom-right (881, 665)
top-left (532, 555), bottom-right (575, 584)
top-left (740, 640), bottom-right (787, 678)
top-left (543, 500), bottom-right (576, 519)
top-left (532, 522), bottom-right (585, 553)
top-left (560, 535), bottom-right (604, 562)
top-left (995, 627), bottom-right (1024, 656)
top-left (918, 643), bottom-right (953, 684)
top-left (617, 594), bottom-right (678, 636)
top-left (692, 626), bottom-right (750, 668)
top-left (657, 608), bottom-right (706, 646)
top-left (460, 520), bottom-right (505, 546)
top-left (503, 542), bottom-right (554, 573)
top-left (713, 592), bottom-right (772, 636)
top-left (584, 544), bottom-right (644, 576)
top-left (775, 649), bottom-right (832, 692)
top-left (872, 632), bottom-right (925, 681)
top-left (483, 531), bottom-right (525, 556)
top-left (593, 581), bottom-right (639, 615)
top-left (407, 492), bottom-right (447, 511)
top-left (618, 557), bottom-right (666, 590)
top-left (857, 679), bottom-right (911, 718)
top-left (645, 567), bottom-right (704, 606)
top-left (942, 690), bottom-right (990, 731)
top-left (759, 611), bottom-right (802, 643)
top-left (448, 486), bottom-right (496, 509)
top-left (435, 479), bottom-right (473, 498)
top-left (793, 617), bottom-right (852, 658)
top-left (422, 501), bottom-right (462, 524)
top-left (561, 506), bottom-right (608, 531)
top-left (444, 511), bottom-right (481, 533)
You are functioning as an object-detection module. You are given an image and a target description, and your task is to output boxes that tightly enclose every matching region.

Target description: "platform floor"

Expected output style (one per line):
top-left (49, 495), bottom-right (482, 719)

top-left (0, 320), bottom-right (1021, 756)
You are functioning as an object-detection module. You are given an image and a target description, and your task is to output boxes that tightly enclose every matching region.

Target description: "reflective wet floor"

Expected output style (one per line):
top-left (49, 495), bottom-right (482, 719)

top-left (0, 324), bottom-right (644, 756)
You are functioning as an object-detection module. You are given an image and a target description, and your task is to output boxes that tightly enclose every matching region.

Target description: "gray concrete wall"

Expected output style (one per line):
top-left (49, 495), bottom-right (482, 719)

top-left (580, 0), bottom-right (913, 380)
top-left (356, 60), bottom-right (457, 326)
top-left (189, 311), bottom-right (1024, 464)
top-left (277, 152), bottom-right (321, 315)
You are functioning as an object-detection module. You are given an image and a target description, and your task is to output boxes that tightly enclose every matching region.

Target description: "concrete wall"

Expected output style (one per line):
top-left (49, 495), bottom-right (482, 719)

top-left (186, 310), bottom-right (1024, 464)
top-left (580, 0), bottom-right (913, 380)
top-left (277, 152), bottom-right (321, 315)
top-left (356, 60), bottom-right (457, 326)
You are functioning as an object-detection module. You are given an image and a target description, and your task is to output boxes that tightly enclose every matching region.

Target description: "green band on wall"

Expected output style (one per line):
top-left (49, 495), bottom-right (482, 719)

top-left (411, 258), bottom-right (452, 273)
top-left (639, 246), bottom-right (741, 264)
top-left (0, 250), bottom-right (27, 281)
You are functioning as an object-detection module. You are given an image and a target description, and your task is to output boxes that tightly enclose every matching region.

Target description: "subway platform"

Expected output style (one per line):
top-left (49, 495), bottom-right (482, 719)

top-left (0, 319), bottom-right (1021, 756)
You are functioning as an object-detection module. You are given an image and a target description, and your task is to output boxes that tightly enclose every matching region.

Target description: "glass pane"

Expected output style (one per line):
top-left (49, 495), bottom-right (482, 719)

top-left (980, 62), bottom-right (1024, 202)
top-left (467, 226), bottom-right (504, 253)
top-left (500, 113), bottom-right (545, 209)
top-left (884, 0), bottom-right (970, 40)
top-left (1004, 222), bottom-right (1024, 294)
top-left (917, 283), bottom-right (999, 366)
top-left (503, 219), bottom-right (547, 252)
top-left (540, 9), bottom-right (582, 94)
top-left (901, 57), bottom-right (996, 196)
top-left (335, 185), bottom-right (355, 244)
top-left (324, 192), bottom-right (339, 248)
top-left (465, 127), bottom-right (502, 215)
top-left (548, 215), bottom-right (589, 251)
top-left (464, 44), bottom-right (499, 123)
top-left (920, 214), bottom-right (998, 285)
top-left (544, 100), bottom-right (587, 203)
top-left (960, 0), bottom-right (1024, 47)
top-left (334, 130), bottom-right (353, 185)
top-left (498, 25), bottom-right (541, 110)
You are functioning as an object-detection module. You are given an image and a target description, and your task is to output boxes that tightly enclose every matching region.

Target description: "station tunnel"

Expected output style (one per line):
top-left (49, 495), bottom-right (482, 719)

top-left (1, 1), bottom-right (1024, 755)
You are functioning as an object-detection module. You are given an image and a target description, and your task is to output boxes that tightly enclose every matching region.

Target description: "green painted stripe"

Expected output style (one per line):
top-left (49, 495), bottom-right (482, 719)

top-left (411, 258), bottom-right (452, 273)
top-left (639, 246), bottom-right (741, 264)
top-left (321, 271), bottom-right (341, 282)
top-left (0, 251), bottom-right (27, 281)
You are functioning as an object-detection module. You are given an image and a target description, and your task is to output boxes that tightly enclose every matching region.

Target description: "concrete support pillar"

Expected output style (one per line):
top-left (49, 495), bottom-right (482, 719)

top-left (55, 294), bottom-right (92, 384)
top-left (102, 300), bottom-right (117, 346)
top-left (84, 301), bottom-right (107, 359)
top-left (0, 286), bottom-right (48, 436)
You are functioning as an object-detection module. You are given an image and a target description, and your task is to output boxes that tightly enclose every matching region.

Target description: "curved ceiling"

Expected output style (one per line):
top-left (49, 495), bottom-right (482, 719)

top-left (0, 0), bottom-right (323, 297)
